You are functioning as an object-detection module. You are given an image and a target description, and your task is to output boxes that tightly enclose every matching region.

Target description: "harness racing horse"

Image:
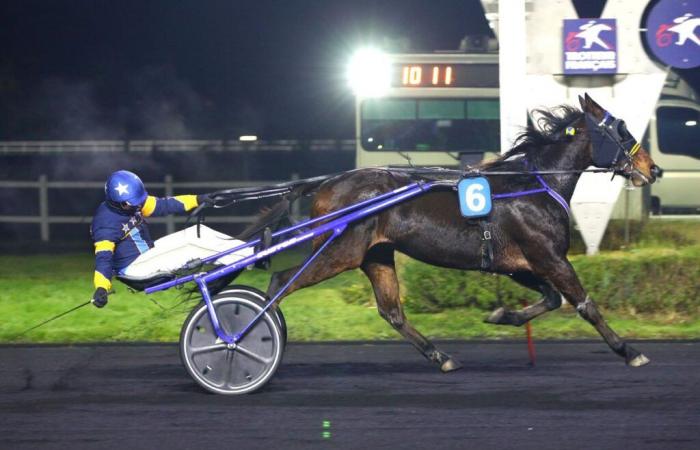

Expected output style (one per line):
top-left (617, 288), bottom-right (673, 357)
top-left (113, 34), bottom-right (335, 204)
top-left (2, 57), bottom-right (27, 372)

top-left (266, 94), bottom-right (661, 371)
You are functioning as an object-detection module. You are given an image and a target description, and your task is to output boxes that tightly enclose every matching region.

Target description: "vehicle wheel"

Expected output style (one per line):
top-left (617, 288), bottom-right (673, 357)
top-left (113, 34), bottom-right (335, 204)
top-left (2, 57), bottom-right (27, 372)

top-left (180, 292), bottom-right (283, 395)
top-left (217, 285), bottom-right (287, 347)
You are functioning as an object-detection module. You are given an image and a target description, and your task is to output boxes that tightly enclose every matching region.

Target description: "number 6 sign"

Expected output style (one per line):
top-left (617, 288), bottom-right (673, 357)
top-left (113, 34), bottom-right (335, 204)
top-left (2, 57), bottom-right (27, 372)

top-left (457, 177), bottom-right (492, 218)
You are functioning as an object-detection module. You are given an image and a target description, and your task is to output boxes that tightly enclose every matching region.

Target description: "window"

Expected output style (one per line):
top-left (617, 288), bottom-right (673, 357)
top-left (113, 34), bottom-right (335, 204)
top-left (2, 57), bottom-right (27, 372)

top-left (360, 98), bottom-right (500, 152)
top-left (657, 106), bottom-right (700, 159)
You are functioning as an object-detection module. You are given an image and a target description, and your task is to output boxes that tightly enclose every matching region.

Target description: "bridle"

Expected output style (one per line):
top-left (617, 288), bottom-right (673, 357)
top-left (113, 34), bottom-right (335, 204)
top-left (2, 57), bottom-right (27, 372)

top-left (584, 111), bottom-right (648, 183)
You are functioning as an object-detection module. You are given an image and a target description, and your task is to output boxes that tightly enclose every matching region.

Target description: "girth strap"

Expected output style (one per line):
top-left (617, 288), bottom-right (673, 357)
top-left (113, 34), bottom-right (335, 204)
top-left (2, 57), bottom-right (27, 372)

top-left (479, 220), bottom-right (494, 271)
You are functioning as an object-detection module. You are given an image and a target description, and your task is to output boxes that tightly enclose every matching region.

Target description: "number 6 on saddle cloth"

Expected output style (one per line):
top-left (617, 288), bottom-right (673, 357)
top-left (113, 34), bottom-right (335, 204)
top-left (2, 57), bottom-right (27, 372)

top-left (458, 177), bottom-right (492, 218)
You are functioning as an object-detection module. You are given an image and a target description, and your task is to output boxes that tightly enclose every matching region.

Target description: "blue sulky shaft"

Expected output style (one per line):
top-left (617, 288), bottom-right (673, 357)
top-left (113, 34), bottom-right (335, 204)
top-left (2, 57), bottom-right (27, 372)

top-left (145, 182), bottom-right (432, 294)
top-left (145, 181), bottom-right (436, 343)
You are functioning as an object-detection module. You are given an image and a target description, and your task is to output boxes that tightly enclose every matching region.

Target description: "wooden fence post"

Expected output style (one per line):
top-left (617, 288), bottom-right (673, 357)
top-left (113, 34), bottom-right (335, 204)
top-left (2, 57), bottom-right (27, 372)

top-left (39, 175), bottom-right (50, 242)
top-left (291, 172), bottom-right (300, 220)
top-left (164, 174), bottom-right (175, 235)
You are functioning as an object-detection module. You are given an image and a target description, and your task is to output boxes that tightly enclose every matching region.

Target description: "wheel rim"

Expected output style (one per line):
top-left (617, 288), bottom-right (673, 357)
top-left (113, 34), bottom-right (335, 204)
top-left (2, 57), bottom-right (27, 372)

top-left (181, 297), bottom-right (282, 394)
top-left (217, 286), bottom-right (287, 345)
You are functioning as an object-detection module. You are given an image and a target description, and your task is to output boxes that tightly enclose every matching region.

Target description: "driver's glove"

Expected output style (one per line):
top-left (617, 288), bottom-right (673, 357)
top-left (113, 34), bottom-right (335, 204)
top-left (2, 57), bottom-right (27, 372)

top-left (92, 287), bottom-right (109, 308)
top-left (196, 193), bottom-right (217, 207)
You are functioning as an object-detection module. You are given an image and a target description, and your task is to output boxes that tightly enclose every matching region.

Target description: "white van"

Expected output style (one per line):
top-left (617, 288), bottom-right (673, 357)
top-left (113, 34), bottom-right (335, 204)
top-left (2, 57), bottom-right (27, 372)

top-left (647, 72), bottom-right (700, 215)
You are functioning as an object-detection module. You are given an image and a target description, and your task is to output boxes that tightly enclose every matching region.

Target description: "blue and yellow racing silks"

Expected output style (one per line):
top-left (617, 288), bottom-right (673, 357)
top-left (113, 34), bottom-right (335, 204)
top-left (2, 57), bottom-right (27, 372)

top-left (90, 195), bottom-right (199, 290)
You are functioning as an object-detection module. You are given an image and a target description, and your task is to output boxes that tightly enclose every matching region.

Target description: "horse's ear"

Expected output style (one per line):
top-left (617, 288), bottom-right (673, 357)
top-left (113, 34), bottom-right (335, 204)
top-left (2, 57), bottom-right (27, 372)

top-left (583, 93), bottom-right (605, 117)
top-left (578, 95), bottom-right (586, 110)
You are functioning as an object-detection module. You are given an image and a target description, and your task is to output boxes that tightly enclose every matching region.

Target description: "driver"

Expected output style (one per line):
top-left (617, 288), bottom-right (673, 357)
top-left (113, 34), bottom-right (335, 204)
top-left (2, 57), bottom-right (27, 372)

top-left (91, 170), bottom-right (216, 308)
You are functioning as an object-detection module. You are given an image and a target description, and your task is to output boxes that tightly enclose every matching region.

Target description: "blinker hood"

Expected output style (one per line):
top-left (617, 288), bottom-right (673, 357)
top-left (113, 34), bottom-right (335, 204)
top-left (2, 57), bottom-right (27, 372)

top-left (585, 111), bottom-right (637, 168)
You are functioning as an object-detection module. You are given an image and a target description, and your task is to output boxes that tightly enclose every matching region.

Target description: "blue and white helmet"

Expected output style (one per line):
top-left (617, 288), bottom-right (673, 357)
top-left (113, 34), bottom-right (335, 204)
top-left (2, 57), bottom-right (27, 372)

top-left (105, 170), bottom-right (148, 207)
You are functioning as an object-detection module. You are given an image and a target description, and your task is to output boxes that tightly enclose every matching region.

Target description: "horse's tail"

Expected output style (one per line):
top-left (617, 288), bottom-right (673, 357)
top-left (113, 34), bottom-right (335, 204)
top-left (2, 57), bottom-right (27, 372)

top-left (235, 171), bottom-right (341, 240)
top-left (235, 198), bottom-right (292, 241)
top-left (193, 171), bottom-right (347, 240)
top-left (289, 173), bottom-right (337, 197)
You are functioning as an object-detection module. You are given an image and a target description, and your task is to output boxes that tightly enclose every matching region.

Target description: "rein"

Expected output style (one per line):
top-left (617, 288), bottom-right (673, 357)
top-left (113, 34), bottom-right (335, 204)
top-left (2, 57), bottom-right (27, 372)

top-left (189, 165), bottom-right (615, 223)
top-left (388, 166), bottom-right (617, 176)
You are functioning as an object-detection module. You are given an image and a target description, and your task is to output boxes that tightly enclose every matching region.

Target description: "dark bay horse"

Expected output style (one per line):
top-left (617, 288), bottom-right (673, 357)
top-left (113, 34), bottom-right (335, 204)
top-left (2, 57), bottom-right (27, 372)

top-left (266, 94), bottom-right (660, 371)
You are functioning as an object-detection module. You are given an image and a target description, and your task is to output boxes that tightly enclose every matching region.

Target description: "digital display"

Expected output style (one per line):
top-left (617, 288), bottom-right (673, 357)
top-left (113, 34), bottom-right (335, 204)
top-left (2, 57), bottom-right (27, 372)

top-left (401, 65), bottom-right (453, 86)
top-left (392, 63), bottom-right (498, 88)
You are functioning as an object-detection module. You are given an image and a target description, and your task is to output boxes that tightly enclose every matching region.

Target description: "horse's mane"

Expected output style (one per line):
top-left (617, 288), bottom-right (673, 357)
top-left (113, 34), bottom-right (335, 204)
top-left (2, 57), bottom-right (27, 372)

top-left (482, 105), bottom-right (583, 170)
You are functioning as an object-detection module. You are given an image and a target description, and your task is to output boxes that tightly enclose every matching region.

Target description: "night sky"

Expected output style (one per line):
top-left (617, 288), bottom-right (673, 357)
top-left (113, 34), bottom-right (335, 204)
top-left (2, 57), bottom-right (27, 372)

top-left (0, 0), bottom-right (696, 141)
top-left (0, 0), bottom-right (490, 140)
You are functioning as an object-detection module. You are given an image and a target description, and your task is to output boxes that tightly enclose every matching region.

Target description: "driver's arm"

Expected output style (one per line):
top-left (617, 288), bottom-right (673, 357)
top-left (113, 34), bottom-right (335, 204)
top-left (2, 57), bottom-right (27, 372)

top-left (93, 240), bottom-right (116, 291)
top-left (91, 221), bottom-right (121, 291)
top-left (141, 195), bottom-right (199, 217)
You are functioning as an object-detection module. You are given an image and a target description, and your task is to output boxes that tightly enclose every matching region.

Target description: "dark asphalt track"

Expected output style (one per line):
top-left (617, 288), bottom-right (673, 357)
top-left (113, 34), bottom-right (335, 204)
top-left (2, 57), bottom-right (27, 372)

top-left (1, 341), bottom-right (699, 449)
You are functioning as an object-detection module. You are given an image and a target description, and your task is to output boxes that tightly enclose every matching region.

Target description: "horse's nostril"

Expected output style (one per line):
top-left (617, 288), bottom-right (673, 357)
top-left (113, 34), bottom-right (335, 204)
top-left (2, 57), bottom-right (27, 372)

top-left (651, 165), bottom-right (663, 179)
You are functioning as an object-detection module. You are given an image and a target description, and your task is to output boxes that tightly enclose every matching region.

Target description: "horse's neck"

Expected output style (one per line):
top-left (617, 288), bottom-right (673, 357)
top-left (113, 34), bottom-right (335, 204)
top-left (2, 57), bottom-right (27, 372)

top-left (531, 139), bottom-right (591, 201)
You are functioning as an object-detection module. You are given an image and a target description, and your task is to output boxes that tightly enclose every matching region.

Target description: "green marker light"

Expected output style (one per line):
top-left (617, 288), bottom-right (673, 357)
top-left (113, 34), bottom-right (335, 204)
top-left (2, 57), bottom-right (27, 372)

top-left (322, 420), bottom-right (332, 439)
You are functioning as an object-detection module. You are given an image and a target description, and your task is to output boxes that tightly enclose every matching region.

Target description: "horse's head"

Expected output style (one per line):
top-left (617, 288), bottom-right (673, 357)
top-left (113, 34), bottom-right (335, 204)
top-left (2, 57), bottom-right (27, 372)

top-left (578, 93), bottom-right (661, 186)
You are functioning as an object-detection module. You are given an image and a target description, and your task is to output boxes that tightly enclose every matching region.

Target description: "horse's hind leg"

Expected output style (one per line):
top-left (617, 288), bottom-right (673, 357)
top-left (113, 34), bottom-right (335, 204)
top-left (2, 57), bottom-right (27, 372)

top-left (361, 244), bottom-right (462, 373)
top-left (485, 272), bottom-right (562, 326)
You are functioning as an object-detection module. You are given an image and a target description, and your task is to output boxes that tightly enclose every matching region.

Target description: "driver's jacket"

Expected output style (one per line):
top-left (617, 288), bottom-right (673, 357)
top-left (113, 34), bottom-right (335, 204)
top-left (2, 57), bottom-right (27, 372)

top-left (91, 195), bottom-right (199, 290)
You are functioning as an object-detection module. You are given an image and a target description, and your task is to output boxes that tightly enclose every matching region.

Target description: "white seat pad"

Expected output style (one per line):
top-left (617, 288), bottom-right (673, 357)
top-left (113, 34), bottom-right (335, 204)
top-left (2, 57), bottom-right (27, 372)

top-left (120, 225), bottom-right (254, 278)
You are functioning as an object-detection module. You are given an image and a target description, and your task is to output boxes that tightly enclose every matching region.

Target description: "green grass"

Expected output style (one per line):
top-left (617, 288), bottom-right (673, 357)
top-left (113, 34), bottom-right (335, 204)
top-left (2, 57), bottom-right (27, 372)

top-left (1, 253), bottom-right (699, 343)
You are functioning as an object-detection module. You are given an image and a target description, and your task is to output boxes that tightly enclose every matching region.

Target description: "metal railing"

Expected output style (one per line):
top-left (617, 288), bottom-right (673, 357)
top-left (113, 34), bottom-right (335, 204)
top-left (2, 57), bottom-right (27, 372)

top-left (0, 139), bottom-right (356, 154)
top-left (0, 174), bottom-right (299, 242)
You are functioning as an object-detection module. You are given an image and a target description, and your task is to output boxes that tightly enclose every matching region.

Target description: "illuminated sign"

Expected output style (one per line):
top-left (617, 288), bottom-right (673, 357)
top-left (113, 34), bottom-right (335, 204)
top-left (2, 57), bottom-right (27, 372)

top-left (563, 18), bottom-right (618, 74)
top-left (644, 0), bottom-right (700, 69)
top-left (391, 63), bottom-right (498, 88)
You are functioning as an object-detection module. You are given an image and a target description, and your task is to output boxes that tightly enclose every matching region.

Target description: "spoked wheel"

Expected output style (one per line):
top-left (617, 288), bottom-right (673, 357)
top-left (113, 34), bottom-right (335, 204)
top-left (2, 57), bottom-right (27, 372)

top-left (180, 290), bottom-right (284, 395)
top-left (217, 285), bottom-right (287, 347)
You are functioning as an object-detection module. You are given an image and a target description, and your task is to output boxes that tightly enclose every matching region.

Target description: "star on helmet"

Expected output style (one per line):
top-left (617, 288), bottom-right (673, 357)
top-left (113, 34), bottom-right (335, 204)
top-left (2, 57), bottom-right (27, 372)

top-left (114, 182), bottom-right (129, 197)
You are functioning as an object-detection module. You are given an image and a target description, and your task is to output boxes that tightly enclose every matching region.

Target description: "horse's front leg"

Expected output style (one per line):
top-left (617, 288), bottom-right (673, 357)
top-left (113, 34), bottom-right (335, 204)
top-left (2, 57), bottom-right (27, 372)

top-left (539, 258), bottom-right (650, 367)
top-left (485, 272), bottom-right (562, 326)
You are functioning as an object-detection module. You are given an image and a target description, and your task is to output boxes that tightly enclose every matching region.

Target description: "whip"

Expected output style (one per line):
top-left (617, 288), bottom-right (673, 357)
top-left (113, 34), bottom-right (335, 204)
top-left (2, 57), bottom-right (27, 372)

top-left (12, 299), bottom-right (95, 340)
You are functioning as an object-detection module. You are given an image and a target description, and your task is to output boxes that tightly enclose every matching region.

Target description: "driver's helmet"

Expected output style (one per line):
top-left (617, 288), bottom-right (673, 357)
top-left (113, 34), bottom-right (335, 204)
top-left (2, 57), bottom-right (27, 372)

top-left (104, 170), bottom-right (148, 209)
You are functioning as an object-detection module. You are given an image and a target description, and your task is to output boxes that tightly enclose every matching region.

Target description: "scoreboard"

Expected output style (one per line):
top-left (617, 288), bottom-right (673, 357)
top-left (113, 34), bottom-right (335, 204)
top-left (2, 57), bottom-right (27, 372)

top-left (353, 52), bottom-right (500, 168)
top-left (393, 63), bottom-right (498, 88)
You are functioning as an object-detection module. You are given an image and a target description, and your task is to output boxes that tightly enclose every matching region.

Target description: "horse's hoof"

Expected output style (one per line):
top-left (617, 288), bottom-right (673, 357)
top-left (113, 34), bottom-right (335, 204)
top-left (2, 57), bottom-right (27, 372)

top-left (627, 353), bottom-right (650, 367)
top-left (485, 307), bottom-right (506, 324)
top-left (440, 358), bottom-right (463, 373)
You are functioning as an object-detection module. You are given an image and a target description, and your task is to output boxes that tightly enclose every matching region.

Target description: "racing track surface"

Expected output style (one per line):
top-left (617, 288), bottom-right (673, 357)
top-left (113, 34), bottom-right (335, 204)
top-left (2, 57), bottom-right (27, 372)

top-left (1, 341), bottom-right (699, 450)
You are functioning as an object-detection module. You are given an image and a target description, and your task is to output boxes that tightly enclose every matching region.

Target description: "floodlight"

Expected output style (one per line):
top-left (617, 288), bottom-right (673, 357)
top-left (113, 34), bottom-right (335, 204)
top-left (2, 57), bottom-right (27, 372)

top-left (347, 48), bottom-right (391, 98)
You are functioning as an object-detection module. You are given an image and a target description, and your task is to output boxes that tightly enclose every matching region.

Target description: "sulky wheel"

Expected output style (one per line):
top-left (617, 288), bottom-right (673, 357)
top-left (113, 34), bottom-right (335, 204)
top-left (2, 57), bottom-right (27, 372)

top-left (217, 285), bottom-right (287, 347)
top-left (180, 290), bottom-right (284, 395)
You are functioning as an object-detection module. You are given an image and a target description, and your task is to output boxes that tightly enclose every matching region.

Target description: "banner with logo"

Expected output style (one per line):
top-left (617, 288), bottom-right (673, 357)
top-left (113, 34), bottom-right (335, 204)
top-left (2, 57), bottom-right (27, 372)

top-left (644, 0), bottom-right (699, 69)
top-left (563, 18), bottom-right (617, 75)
